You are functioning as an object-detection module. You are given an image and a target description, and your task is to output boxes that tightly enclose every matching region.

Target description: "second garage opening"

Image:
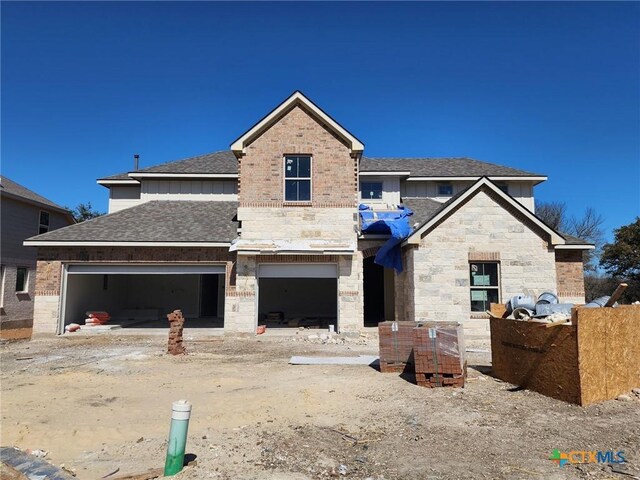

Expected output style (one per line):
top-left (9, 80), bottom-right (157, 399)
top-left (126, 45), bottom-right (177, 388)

top-left (257, 263), bottom-right (338, 330)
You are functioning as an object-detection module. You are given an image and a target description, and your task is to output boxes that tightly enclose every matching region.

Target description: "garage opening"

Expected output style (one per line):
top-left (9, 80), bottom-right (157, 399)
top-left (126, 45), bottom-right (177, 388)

top-left (257, 263), bottom-right (337, 330)
top-left (62, 264), bottom-right (225, 331)
top-left (363, 256), bottom-right (395, 327)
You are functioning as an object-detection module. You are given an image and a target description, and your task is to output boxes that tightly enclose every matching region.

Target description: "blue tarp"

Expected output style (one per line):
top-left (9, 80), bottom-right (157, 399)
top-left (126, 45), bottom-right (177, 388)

top-left (359, 204), bottom-right (414, 273)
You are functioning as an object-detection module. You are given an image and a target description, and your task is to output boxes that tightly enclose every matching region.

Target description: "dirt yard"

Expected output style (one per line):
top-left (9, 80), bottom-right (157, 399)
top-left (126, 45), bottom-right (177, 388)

top-left (1, 332), bottom-right (638, 480)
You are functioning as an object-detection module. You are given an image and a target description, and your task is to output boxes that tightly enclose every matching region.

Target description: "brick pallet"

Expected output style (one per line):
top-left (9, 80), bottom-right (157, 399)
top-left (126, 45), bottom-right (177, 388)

top-left (413, 323), bottom-right (466, 388)
top-left (378, 321), bottom-right (416, 373)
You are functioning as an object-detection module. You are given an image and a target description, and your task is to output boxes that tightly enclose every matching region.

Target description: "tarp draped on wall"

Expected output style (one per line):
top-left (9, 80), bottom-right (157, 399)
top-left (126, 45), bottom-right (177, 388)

top-left (359, 204), bottom-right (414, 273)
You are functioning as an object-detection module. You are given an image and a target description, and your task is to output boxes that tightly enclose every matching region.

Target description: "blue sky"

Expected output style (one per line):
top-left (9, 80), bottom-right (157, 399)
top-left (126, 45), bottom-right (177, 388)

top-left (2, 1), bottom-right (639, 240)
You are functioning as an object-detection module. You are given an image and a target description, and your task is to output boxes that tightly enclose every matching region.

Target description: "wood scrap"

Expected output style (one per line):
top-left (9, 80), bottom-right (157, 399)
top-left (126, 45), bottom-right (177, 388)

top-left (544, 319), bottom-right (570, 328)
top-left (605, 283), bottom-right (628, 307)
top-left (101, 467), bottom-right (120, 478)
top-left (110, 467), bottom-right (163, 480)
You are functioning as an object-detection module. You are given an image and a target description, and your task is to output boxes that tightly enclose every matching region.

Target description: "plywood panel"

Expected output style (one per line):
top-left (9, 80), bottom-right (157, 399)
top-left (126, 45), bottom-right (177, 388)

top-left (578, 306), bottom-right (640, 404)
top-left (490, 317), bottom-right (580, 404)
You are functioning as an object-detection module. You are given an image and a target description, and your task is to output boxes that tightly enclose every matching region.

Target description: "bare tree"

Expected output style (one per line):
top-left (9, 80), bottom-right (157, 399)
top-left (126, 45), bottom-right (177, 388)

top-left (536, 202), bottom-right (605, 273)
top-left (536, 201), bottom-right (567, 231)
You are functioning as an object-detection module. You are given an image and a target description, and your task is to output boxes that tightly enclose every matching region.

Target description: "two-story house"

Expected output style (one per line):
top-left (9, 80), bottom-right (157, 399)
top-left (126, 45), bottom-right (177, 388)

top-left (24, 92), bottom-right (592, 337)
top-left (1, 176), bottom-right (74, 339)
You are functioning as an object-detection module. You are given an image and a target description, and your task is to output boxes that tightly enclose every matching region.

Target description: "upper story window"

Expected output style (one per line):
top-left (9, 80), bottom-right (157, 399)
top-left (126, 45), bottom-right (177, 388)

top-left (497, 183), bottom-right (509, 194)
top-left (284, 155), bottom-right (311, 202)
top-left (39, 211), bottom-right (50, 234)
top-left (437, 183), bottom-right (453, 196)
top-left (360, 181), bottom-right (383, 201)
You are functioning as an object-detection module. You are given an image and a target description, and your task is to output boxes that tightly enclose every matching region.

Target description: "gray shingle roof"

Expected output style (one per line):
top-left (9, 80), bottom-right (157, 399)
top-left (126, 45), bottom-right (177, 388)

top-left (26, 201), bottom-right (238, 243)
top-left (0, 176), bottom-right (71, 213)
top-left (402, 197), bottom-right (444, 227)
top-left (361, 157), bottom-right (542, 177)
top-left (99, 151), bottom-right (238, 181)
top-left (560, 232), bottom-right (591, 245)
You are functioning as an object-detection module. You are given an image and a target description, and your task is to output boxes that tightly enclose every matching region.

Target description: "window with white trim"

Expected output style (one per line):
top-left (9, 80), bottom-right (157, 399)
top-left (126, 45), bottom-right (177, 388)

top-left (39, 211), bottom-right (50, 234)
top-left (284, 155), bottom-right (311, 202)
top-left (16, 267), bottom-right (29, 294)
top-left (360, 181), bottom-right (383, 200)
top-left (437, 183), bottom-right (453, 196)
top-left (469, 262), bottom-right (500, 312)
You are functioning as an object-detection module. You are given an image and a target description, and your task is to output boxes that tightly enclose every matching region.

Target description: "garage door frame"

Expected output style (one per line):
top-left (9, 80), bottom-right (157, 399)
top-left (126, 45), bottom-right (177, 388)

top-left (255, 262), bottom-right (340, 332)
top-left (59, 263), bottom-right (227, 334)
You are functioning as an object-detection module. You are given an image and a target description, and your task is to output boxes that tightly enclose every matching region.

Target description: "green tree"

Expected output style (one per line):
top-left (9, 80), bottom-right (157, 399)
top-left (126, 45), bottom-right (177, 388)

top-left (599, 217), bottom-right (640, 303)
top-left (69, 202), bottom-right (104, 223)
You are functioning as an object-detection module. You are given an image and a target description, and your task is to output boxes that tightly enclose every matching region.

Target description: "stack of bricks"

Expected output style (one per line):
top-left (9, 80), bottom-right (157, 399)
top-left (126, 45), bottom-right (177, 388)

top-left (378, 321), bottom-right (416, 373)
top-left (413, 322), bottom-right (466, 388)
top-left (167, 309), bottom-right (186, 355)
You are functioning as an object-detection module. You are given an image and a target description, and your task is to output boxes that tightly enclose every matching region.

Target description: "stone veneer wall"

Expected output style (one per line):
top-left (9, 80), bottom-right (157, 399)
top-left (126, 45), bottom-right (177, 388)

top-left (225, 254), bottom-right (364, 333)
top-left (555, 250), bottom-right (586, 303)
top-left (32, 247), bottom-right (235, 334)
top-left (410, 189), bottom-right (558, 337)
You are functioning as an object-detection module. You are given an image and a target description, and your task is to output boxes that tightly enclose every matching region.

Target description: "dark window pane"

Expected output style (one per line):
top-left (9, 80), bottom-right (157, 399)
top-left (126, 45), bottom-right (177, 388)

top-left (16, 267), bottom-right (27, 292)
top-left (285, 180), bottom-right (298, 201)
top-left (298, 180), bottom-right (311, 201)
top-left (484, 263), bottom-right (499, 286)
top-left (285, 157), bottom-right (297, 178)
top-left (470, 288), bottom-right (499, 312)
top-left (298, 157), bottom-right (311, 177)
top-left (438, 184), bottom-right (453, 196)
top-left (40, 211), bottom-right (50, 225)
top-left (39, 226), bottom-right (48, 234)
top-left (361, 182), bottom-right (383, 200)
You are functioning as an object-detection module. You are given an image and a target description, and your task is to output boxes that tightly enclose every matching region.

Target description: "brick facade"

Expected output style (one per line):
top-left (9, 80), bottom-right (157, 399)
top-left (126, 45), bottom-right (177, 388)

top-left (238, 104), bottom-right (358, 207)
top-left (555, 250), bottom-right (586, 303)
top-left (32, 246), bottom-right (235, 333)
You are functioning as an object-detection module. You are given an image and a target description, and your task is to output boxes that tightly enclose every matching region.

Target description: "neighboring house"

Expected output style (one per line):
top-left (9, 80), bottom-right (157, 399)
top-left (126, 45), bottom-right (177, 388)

top-left (24, 92), bottom-right (593, 337)
top-left (1, 176), bottom-right (74, 339)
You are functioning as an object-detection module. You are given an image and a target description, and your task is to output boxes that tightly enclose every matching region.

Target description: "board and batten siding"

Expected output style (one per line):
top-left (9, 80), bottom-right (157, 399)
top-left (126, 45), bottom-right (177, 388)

top-left (108, 180), bottom-right (238, 213)
top-left (401, 180), bottom-right (535, 211)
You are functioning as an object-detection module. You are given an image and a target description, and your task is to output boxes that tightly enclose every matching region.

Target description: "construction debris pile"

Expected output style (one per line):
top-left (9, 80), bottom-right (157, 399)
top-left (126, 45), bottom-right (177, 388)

top-left (503, 291), bottom-right (620, 324)
top-left (489, 284), bottom-right (639, 405)
top-left (64, 311), bottom-right (111, 333)
top-left (378, 321), bottom-right (466, 388)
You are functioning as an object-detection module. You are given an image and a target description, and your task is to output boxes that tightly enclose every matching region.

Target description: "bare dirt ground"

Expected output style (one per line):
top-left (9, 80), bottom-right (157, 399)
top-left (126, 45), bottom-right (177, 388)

top-left (1, 332), bottom-right (638, 480)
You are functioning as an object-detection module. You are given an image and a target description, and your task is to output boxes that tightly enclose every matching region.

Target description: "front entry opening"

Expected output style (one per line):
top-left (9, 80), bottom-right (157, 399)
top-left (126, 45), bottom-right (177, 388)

top-left (363, 256), bottom-right (395, 327)
top-left (258, 277), bottom-right (337, 329)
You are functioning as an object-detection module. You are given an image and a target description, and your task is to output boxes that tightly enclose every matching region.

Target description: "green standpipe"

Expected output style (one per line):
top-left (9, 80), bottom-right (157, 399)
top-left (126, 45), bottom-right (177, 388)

top-left (164, 400), bottom-right (192, 476)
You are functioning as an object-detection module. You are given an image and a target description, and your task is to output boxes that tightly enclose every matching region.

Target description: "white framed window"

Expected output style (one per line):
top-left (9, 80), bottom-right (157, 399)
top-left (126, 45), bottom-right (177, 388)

top-left (16, 267), bottom-right (29, 294)
top-left (437, 183), bottom-right (453, 196)
top-left (39, 210), bottom-right (50, 234)
top-left (284, 155), bottom-right (312, 202)
top-left (360, 181), bottom-right (383, 200)
top-left (469, 262), bottom-right (500, 312)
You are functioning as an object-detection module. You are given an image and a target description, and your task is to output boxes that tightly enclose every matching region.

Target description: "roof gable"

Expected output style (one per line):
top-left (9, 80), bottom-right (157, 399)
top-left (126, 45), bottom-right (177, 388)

top-left (230, 91), bottom-right (364, 156)
top-left (405, 177), bottom-right (565, 246)
top-left (0, 176), bottom-right (72, 216)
